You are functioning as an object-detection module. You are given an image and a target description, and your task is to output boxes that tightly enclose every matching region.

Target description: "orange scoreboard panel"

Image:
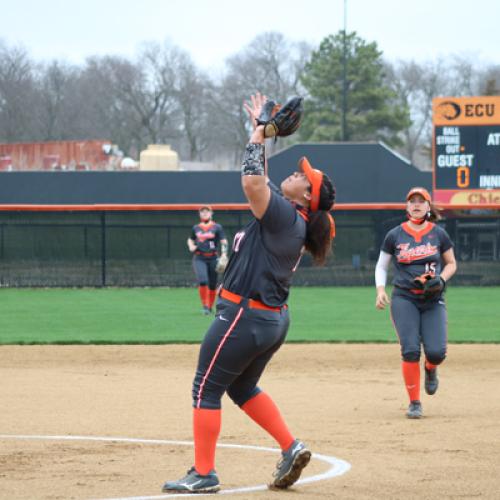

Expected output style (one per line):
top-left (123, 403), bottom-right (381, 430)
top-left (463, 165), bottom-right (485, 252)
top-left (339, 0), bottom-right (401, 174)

top-left (432, 96), bottom-right (500, 206)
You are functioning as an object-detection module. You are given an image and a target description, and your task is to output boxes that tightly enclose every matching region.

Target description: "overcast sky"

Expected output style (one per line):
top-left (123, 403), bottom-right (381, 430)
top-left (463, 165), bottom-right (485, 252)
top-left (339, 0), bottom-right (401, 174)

top-left (1, 0), bottom-right (499, 71)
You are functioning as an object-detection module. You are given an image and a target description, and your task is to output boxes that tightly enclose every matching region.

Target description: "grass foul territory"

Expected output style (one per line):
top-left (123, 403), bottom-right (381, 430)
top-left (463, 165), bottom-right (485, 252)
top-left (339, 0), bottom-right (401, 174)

top-left (0, 287), bottom-right (499, 344)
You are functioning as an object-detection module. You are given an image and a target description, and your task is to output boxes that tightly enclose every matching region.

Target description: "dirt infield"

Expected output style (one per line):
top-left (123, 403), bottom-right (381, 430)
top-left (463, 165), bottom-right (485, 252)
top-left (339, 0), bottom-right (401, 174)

top-left (1, 344), bottom-right (499, 500)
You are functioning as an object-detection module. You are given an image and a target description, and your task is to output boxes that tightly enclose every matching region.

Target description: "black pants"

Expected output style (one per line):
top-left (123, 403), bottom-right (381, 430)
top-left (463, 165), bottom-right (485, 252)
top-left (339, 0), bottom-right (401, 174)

top-left (192, 298), bottom-right (290, 409)
top-left (192, 255), bottom-right (217, 289)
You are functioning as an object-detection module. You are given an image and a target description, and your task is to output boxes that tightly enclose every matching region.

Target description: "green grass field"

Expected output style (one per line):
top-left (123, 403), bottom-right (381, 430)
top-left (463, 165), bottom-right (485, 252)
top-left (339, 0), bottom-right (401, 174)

top-left (0, 287), bottom-right (499, 344)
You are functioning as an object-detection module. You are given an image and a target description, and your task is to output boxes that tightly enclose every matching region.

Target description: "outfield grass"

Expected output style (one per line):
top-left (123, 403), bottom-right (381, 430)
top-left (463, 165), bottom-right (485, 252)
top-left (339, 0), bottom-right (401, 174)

top-left (0, 287), bottom-right (499, 344)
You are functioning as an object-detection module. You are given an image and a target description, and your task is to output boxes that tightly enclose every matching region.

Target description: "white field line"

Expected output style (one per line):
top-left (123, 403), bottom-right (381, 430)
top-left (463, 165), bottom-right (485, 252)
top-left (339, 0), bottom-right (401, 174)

top-left (0, 434), bottom-right (351, 499)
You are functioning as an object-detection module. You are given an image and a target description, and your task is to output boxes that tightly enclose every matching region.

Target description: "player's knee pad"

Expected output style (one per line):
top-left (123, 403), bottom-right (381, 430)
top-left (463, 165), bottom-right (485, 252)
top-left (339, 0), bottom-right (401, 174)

top-left (425, 350), bottom-right (446, 365)
top-left (402, 350), bottom-right (421, 362)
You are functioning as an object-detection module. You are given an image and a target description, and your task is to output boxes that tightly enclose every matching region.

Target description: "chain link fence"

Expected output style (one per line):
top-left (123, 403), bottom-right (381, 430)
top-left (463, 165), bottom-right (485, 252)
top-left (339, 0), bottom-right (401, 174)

top-left (1, 210), bottom-right (499, 287)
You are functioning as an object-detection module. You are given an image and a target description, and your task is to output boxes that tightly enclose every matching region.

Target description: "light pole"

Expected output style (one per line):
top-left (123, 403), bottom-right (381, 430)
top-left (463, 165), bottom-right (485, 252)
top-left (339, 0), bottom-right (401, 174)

top-left (342, 0), bottom-right (348, 141)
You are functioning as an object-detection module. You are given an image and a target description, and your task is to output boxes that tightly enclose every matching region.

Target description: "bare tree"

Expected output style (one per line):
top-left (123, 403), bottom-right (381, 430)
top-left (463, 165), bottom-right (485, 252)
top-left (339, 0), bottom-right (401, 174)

top-left (386, 60), bottom-right (445, 167)
top-left (5, 33), bottom-right (497, 172)
top-left (137, 42), bottom-right (182, 145)
top-left (444, 55), bottom-right (481, 96)
top-left (386, 57), bottom-right (485, 169)
top-left (78, 56), bottom-right (143, 154)
top-left (213, 32), bottom-right (312, 167)
top-left (174, 56), bottom-right (213, 161)
top-left (33, 61), bottom-right (83, 141)
top-left (78, 42), bottom-right (183, 156)
top-left (0, 42), bottom-right (36, 142)
top-left (479, 64), bottom-right (500, 95)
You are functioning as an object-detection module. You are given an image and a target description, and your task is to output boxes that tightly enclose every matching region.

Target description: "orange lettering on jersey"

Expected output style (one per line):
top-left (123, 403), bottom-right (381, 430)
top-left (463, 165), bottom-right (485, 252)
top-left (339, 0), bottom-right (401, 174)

top-left (396, 242), bottom-right (438, 263)
top-left (197, 231), bottom-right (216, 242)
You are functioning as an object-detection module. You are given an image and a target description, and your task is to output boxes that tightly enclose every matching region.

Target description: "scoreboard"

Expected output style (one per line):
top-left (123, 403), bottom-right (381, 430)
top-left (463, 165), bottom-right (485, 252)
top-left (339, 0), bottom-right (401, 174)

top-left (433, 96), bottom-right (500, 206)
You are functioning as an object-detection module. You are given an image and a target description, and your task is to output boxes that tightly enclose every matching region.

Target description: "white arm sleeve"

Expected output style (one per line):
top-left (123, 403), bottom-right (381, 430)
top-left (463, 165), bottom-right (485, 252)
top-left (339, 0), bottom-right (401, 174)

top-left (375, 251), bottom-right (391, 287)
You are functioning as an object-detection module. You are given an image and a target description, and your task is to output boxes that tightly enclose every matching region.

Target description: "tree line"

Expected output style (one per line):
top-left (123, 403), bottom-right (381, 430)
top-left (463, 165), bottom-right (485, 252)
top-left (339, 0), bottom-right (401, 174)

top-left (1, 32), bottom-right (499, 170)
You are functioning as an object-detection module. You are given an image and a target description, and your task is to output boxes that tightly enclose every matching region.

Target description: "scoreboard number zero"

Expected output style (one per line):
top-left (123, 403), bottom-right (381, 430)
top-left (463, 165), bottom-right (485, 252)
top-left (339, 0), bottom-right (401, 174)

top-left (456, 166), bottom-right (469, 188)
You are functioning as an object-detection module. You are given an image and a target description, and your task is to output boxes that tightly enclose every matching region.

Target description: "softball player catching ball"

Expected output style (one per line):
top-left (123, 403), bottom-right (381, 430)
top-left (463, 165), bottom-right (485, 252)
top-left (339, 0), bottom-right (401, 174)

top-left (162, 92), bottom-right (336, 494)
top-left (375, 187), bottom-right (457, 418)
top-left (187, 206), bottom-right (228, 314)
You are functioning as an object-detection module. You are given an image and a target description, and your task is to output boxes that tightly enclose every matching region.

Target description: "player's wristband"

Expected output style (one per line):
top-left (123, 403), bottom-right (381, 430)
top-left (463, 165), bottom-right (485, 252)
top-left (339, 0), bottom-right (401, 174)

top-left (241, 143), bottom-right (265, 176)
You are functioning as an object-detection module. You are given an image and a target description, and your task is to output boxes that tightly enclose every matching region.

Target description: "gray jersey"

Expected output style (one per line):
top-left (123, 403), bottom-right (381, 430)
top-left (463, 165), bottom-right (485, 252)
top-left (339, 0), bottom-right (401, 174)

top-left (190, 221), bottom-right (225, 257)
top-left (381, 222), bottom-right (453, 295)
top-left (222, 187), bottom-right (306, 307)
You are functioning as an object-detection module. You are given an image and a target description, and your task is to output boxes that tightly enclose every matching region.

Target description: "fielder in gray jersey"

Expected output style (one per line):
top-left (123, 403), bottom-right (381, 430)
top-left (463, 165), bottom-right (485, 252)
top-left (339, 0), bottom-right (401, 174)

top-left (187, 206), bottom-right (228, 315)
top-left (375, 187), bottom-right (457, 419)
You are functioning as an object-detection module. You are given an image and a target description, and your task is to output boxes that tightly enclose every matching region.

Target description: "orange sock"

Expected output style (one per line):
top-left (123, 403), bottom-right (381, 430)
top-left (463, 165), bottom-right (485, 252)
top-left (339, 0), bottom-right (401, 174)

top-left (198, 285), bottom-right (208, 308)
top-left (208, 289), bottom-right (217, 309)
top-left (241, 391), bottom-right (294, 451)
top-left (193, 408), bottom-right (221, 475)
top-left (425, 360), bottom-right (438, 371)
top-left (402, 361), bottom-right (421, 402)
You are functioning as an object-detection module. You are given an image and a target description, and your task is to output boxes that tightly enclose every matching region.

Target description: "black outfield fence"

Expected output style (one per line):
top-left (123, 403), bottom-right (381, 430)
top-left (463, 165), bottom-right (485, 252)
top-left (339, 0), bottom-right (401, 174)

top-left (0, 208), bottom-right (380, 286)
top-left (1, 144), bottom-right (499, 286)
top-left (1, 208), bottom-right (499, 287)
top-left (0, 210), bottom-right (245, 287)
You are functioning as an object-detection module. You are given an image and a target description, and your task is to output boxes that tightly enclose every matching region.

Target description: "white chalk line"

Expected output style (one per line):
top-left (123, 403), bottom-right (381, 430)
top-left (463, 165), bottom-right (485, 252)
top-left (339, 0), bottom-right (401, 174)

top-left (0, 434), bottom-right (351, 499)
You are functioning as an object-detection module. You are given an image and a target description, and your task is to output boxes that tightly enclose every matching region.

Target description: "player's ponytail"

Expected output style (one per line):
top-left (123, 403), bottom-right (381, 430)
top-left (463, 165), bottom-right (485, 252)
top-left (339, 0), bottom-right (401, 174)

top-left (305, 211), bottom-right (334, 265)
top-left (428, 202), bottom-right (441, 222)
top-left (301, 160), bottom-right (335, 265)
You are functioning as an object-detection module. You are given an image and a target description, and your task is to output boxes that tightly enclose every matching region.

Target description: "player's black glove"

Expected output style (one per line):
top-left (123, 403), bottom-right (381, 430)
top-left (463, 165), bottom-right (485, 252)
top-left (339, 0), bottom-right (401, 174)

top-left (256, 96), bottom-right (303, 138)
top-left (413, 272), bottom-right (446, 299)
top-left (423, 275), bottom-right (446, 298)
top-left (413, 272), bottom-right (434, 288)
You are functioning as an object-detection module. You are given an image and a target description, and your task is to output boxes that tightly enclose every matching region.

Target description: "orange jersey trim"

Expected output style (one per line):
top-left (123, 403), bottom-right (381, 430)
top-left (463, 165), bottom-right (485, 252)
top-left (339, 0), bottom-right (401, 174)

top-left (198, 221), bottom-right (216, 230)
top-left (401, 221), bottom-right (435, 243)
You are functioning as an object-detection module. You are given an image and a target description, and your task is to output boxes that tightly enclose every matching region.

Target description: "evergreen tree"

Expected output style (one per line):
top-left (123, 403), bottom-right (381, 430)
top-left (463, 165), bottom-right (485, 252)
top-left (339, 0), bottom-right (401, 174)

top-left (300, 31), bottom-right (410, 146)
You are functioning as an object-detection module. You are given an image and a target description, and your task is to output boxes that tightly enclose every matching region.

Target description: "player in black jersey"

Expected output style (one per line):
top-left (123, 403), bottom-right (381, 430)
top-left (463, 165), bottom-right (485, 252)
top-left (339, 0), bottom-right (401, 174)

top-left (187, 206), bottom-right (228, 314)
top-left (162, 92), bottom-right (336, 494)
top-left (375, 187), bottom-right (457, 419)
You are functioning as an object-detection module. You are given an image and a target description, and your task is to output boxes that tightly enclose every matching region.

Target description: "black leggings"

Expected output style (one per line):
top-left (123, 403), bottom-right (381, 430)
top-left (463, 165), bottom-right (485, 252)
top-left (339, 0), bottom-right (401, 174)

top-left (192, 298), bottom-right (290, 409)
